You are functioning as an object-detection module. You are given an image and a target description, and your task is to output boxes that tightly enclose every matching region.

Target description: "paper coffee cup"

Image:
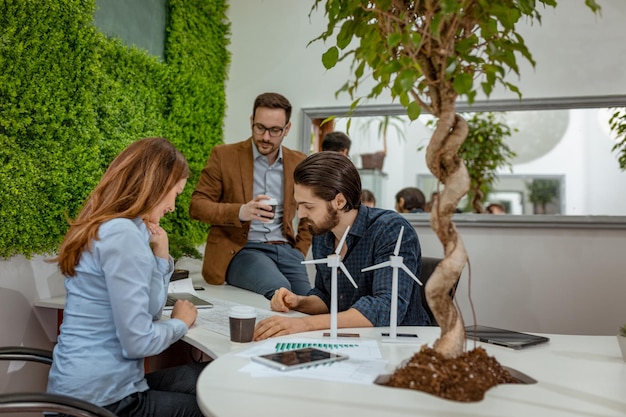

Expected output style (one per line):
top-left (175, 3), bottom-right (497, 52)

top-left (229, 306), bottom-right (256, 343)
top-left (264, 198), bottom-right (278, 223)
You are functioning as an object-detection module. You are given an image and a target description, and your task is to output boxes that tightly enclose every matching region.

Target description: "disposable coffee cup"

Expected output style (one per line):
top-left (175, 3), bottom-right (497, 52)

top-left (229, 306), bottom-right (256, 343)
top-left (264, 198), bottom-right (278, 223)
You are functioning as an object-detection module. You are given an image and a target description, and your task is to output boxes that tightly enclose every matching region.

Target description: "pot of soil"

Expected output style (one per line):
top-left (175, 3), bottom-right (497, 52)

top-left (374, 346), bottom-right (536, 402)
top-left (360, 151), bottom-right (386, 170)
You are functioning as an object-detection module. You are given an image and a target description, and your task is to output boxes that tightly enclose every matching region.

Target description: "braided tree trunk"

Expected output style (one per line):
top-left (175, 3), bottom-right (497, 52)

top-left (425, 111), bottom-right (470, 359)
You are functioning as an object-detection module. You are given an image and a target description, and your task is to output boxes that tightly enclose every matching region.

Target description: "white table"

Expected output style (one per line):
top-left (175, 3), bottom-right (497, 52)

top-left (196, 327), bottom-right (626, 417)
top-left (174, 284), bottom-right (304, 358)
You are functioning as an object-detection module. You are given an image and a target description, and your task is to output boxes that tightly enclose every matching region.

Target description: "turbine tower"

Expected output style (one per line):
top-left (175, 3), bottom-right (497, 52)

top-left (302, 226), bottom-right (357, 338)
top-left (361, 226), bottom-right (423, 340)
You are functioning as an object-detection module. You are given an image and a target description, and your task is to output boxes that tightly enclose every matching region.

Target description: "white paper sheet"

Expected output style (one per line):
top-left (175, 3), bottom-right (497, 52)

top-left (237, 338), bottom-right (388, 384)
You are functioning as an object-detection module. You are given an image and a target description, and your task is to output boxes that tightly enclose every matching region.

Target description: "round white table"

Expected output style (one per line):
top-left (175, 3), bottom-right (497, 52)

top-left (196, 327), bottom-right (626, 417)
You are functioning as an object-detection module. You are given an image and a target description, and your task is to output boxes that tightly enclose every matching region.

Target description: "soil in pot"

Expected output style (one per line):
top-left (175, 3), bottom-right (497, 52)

top-left (378, 345), bottom-right (528, 402)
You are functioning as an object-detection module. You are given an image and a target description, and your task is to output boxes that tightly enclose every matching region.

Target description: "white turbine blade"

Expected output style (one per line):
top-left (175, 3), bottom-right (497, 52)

top-left (361, 261), bottom-right (391, 272)
top-left (400, 263), bottom-right (423, 286)
top-left (301, 258), bottom-right (329, 265)
top-left (335, 225), bottom-right (351, 255)
top-left (393, 226), bottom-right (404, 256)
top-left (339, 263), bottom-right (358, 288)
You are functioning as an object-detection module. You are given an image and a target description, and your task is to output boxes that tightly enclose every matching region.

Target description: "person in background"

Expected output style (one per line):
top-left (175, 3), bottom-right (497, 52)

top-left (486, 202), bottom-right (507, 214)
top-left (395, 187), bottom-right (426, 213)
top-left (361, 189), bottom-right (376, 208)
top-left (253, 152), bottom-right (430, 340)
top-left (48, 138), bottom-right (205, 417)
top-left (321, 131), bottom-right (352, 156)
top-left (190, 92), bottom-right (312, 299)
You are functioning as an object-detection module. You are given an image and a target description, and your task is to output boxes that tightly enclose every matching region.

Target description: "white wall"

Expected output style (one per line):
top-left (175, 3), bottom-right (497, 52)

top-left (413, 219), bottom-right (626, 336)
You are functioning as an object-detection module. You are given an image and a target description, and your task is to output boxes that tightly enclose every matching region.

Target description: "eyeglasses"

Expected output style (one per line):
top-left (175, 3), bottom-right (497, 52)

top-left (252, 123), bottom-right (287, 137)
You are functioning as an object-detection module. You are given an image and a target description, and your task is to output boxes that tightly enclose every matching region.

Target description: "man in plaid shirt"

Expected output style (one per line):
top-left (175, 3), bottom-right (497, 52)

top-left (254, 152), bottom-right (430, 340)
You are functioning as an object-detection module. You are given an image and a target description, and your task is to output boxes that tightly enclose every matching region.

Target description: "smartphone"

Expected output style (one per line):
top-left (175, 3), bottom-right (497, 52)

top-left (251, 347), bottom-right (349, 371)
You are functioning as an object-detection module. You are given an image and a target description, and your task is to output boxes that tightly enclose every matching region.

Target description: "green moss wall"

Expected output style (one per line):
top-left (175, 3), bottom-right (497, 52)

top-left (0, 0), bottom-right (229, 258)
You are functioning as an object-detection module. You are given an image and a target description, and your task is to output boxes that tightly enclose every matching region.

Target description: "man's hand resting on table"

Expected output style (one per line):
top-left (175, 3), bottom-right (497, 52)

top-left (253, 316), bottom-right (311, 341)
top-left (270, 287), bottom-right (301, 312)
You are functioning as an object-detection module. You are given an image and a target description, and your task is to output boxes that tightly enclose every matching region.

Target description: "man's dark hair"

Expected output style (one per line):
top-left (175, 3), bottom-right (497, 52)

top-left (294, 152), bottom-right (361, 212)
top-left (253, 92), bottom-right (292, 122)
top-left (395, 187), bottom-right (426, 211)
top-left (321, 131), bottom-right (352, 153)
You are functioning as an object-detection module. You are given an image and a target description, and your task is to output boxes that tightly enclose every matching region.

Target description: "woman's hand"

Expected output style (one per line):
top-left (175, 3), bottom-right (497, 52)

top-left (171, 299), bottom-right (198, 329)
top-left (146, 221), bottom-right (169, 260)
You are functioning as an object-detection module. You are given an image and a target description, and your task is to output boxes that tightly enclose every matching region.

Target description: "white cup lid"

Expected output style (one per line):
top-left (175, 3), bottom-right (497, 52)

top-left (229, 305), bottom-right (257, 319)
top-left (264, 197), bottom-right (277, 205)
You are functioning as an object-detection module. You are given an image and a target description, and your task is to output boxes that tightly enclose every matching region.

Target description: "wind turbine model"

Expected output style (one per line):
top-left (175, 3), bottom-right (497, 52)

top-left (361, 226), bottom-right (423, 341)
top-left (301, 226), bottom-right (358, 339)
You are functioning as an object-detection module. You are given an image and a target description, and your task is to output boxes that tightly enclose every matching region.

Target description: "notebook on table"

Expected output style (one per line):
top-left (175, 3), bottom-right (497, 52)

top-left (164, 276), bottom-right (213, 310)
top-left (165, 292), bottom-right (213, 309)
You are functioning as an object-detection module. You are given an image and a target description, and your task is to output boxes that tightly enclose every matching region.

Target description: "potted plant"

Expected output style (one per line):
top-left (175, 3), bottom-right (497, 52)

top-left (618, 324), bottom-right (626, 362)
top-left (359, 115), bottom-right (406, 170)
top-left (311, 0), bottom-right (600, 402)
top-left (168, 233), bottom-right (203, 280)
top-left (426, 112), bottom-right (517, 213)
top-left (527, 178), bottom-right (560, 214)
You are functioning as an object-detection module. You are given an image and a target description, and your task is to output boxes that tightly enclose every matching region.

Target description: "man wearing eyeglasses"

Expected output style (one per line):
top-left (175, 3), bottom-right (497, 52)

top-left (190, 92), bottom-right (312, 299)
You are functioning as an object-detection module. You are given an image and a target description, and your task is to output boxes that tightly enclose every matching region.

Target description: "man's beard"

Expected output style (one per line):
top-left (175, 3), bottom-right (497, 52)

top-left (308, 203), bottom-right (340, 236)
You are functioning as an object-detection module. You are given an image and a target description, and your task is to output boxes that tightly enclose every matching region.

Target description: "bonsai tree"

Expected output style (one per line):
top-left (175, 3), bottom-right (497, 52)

top-left (609, 107), bottom-right (626, 170)
top-left (311, 0), bottom-right (599, 366)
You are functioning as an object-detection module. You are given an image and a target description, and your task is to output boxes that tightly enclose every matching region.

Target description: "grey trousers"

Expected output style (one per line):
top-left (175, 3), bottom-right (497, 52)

top-left (226, 241), bottom-right (312, 299)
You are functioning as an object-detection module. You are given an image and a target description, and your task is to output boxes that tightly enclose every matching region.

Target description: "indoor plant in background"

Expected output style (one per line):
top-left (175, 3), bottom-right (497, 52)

top-left (311, 0), bottom-right (600, 401)
top-left (359, 114), bottom-right (406, 170)
top-left (426, 112), bottom-right (517, 213)
top-left (609, 107), bottom-right (626, 171)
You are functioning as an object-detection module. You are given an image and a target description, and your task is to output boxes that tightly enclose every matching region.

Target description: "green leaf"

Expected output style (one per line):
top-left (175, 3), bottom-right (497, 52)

top-left (322, 46), bottom-right (339, 69)
top-left (337, 20), bottom-right (354, 50)
top-left (381, 60), bottom-right (402, 75)
top-left (407, 101), bottom-right (421, 121)
top-left (453, 73), bottom-right (473, 94)
top-left (387, 33), bottom-right (402, 48)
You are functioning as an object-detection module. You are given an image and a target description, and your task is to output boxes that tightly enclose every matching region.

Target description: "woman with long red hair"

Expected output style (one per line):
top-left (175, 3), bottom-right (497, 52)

top-left (48, 137), bottom-right (205, 417)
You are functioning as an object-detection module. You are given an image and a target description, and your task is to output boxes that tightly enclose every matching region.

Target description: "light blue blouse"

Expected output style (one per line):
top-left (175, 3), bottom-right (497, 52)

top-left (47, 217), bottom-right (188, 406)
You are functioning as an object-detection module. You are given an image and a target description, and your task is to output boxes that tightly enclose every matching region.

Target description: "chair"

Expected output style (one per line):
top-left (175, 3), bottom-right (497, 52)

top-left (0, 346), bottom-right (116, 417)
top-left (419, 257), bottom-right (460, 326)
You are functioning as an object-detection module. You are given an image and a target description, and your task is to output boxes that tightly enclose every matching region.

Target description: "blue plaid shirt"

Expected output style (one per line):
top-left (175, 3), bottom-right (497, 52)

top-left (308, 206), bottom-right (430, 326)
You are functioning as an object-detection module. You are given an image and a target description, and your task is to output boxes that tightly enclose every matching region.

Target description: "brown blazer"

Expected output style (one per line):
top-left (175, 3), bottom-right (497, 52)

top-left (189, 138), bottom-right (312, 285)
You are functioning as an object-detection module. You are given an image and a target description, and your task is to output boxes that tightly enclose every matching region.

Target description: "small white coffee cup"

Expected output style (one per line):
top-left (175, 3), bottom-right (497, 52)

top-left (229, 306), bottom-right (257, 343)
